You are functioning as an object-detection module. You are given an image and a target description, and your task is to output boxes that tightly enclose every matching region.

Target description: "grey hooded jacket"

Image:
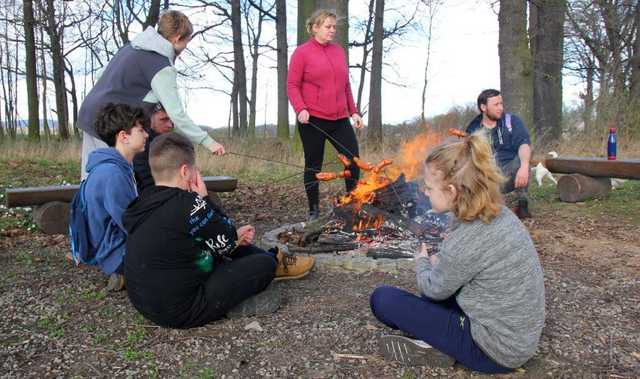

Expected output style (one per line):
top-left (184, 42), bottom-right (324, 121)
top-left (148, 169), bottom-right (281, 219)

top-left (77, 27), bottom-right (215, 150)
top-left (416, 206), bottom-right (545, 368)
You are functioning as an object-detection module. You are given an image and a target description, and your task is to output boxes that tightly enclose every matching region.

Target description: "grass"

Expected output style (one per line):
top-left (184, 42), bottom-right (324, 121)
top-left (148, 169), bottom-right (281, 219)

top-left (530, 179), bottom-right (640, 225)
top-left (1, 134), bottom-right (638, 232)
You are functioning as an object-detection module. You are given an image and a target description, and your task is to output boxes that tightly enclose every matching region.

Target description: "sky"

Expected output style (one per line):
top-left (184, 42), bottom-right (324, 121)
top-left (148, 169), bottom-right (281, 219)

top-left (178, 0), bottom-right (582, 129)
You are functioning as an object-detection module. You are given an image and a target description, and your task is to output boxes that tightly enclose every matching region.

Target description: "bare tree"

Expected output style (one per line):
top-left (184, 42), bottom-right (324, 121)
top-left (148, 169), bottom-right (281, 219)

top-left (42, 0), bottom-right (70, 139)
top-left (530, 0), bottom-right (566, 142)
top-left (420, 0), bottom-right (442, 124)
top-left (244, 0), bottom-right (272, 137)
top-left (631, 1), bottom-right (640, 99)
top-left (367, 0), bottom-right (384, 150)
top-left (276, 0), bottom-right (289, 139)
top-left (499, 0), bottom-right (533, 132)
top-left (231, 0), bottom-right (248, 136)
top-left (23, 0), bottom-right (40, 140)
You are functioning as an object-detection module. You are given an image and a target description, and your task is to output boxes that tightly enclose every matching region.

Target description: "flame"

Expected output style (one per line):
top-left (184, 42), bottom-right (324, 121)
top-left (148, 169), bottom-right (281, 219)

top-left (336, 127), bottom-right (441, 238)
top-left (385, 129), bottom-right (442, 181)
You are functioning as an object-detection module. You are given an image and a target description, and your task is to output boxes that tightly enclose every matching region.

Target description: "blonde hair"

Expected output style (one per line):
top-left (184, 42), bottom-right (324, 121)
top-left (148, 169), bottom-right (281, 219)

top-left (425, 132), bottom-right (505, 223)
top-left (158, 10), bottom-right (193, 41)
top-left (306, 9), bottom-right (337, 35)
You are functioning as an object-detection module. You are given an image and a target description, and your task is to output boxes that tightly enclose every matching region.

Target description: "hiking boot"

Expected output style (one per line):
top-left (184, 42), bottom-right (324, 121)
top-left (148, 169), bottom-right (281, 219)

top-left (514, 198), bottom-right (532, 219)
top-left (379, 335), bottom-right (455, 367)
top-left (226, 283), bottom-right (281, 319)
top-left (105, 273), bottom-right (125, 292)
top-left (275, 249), bottom-right (314, 281)
top-left (308, 206), bottom-right (320, 222)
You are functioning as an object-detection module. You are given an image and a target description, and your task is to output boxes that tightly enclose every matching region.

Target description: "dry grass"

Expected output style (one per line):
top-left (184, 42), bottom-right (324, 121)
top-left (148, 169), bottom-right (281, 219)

top-left (1, 128), bottom-right (637, 185)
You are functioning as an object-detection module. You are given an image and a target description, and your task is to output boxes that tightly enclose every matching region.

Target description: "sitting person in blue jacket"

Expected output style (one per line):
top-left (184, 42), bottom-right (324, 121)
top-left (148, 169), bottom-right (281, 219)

top-left (466, 89), bottom-right (532, 218)
top-left (69, 103), bottom-right (148, 291)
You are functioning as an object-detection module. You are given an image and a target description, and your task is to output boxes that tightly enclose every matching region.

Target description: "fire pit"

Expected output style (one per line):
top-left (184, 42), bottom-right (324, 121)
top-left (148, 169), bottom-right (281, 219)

top-left (262, 131), bottom-right (449, 273)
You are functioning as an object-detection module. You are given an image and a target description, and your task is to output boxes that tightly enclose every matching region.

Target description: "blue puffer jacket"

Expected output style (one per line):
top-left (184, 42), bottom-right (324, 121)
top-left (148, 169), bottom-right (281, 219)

top-left (70, 148), bottom-right (137, 275)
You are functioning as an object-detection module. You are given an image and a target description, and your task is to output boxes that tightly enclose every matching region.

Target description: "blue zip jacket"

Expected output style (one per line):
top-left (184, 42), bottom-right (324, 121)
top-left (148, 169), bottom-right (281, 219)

top-left (466, 113), bottom-right (531, 168)
top-left (80, 148), bottom-right (137, 274)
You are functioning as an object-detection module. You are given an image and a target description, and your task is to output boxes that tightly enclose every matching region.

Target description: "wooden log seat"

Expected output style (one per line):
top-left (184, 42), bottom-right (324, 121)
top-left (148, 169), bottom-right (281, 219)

top-left (4, 176), bottom-right (237, 235)
top-left (557, 174), bottom-right (611, 203)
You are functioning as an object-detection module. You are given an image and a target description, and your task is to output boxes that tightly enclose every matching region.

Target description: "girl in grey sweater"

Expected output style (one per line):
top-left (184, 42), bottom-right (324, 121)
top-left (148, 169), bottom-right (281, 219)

top-left (370, 132), bottom-right (545, 373)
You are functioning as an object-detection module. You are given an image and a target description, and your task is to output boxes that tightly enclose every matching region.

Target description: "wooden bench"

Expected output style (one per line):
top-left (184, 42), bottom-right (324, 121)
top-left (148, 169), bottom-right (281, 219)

top-left (4, 176), bottom-right (237, 235)
top-left (544, 157), bottom-right (640, 202)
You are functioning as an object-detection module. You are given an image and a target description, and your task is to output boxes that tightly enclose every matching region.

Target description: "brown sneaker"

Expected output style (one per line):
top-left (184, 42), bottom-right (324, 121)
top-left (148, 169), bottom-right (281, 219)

top-left (275, 249), bottom-right (314, 281)
top-left (105, 273), bottom-right (125, 292)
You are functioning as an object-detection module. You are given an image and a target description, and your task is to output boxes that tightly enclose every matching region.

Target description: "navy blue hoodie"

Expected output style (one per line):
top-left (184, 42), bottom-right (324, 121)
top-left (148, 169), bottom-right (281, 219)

top-left (76, 148), bottom-right (137, 274)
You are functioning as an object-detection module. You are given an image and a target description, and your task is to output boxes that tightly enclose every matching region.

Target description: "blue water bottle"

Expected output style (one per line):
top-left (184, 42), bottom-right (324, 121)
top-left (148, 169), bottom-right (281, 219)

top-left (607, 127), bottom-right (617, 160)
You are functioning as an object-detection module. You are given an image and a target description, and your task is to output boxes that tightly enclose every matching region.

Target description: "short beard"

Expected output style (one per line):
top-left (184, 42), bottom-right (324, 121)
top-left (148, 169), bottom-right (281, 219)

top-left (485, 112), bottom-right (500, 122)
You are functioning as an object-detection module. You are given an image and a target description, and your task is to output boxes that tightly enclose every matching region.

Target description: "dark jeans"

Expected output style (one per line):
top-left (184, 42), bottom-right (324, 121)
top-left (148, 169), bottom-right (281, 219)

top-left (298, 116), bottom-right (360, 212)
top-left (499, 156), bottom-right (529, 200)
top-left (370, 286), bottom-right (512, 374)
top-left (186, 245), bottom-right (277, 327)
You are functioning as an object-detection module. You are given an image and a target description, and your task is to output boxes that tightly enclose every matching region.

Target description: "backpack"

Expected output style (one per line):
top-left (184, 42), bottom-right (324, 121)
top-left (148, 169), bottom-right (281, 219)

top-left (68, 180), bottom-right (97, 265)
top-left (504, 113), bottom-right (513, 133)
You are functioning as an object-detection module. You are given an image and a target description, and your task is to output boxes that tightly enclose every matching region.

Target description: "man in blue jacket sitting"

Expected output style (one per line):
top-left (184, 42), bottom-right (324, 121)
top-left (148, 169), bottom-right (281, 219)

top-left (69, 103), bottom-right (149, 291)
top-left (466, 89), bottom-right (532, 218)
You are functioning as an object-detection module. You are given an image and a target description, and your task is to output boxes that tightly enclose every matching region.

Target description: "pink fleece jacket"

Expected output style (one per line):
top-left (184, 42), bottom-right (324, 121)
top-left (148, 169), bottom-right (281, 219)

top-left (287, 38), bottom-right (358, 121)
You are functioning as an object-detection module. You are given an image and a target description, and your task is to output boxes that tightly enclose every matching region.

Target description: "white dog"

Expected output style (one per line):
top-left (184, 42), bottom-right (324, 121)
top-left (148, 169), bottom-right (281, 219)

top-left (531, 162), bottom-right (557, 186)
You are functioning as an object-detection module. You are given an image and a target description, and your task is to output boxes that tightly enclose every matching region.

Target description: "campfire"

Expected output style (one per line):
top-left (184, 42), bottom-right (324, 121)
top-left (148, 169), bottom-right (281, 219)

top-left (276, 130), bottom-right (450, 260)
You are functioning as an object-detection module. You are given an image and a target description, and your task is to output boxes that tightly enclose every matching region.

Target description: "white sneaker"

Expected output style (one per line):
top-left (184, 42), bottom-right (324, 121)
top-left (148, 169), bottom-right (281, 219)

top-left (379, 335), bottom-right (455, 367)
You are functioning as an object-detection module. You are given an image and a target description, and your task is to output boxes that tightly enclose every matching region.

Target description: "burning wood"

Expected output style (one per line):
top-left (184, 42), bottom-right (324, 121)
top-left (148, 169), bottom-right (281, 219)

top-left (448, 128), bottom-right (467, 138)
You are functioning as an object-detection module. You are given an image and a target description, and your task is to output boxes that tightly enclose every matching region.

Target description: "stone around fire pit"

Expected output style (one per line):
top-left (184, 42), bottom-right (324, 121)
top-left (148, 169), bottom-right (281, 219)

top-left (261, 222), bottom-right (418, 274)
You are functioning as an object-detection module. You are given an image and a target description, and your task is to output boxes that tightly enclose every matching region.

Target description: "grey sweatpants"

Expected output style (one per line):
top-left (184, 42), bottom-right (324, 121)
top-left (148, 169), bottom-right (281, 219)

top-left (80, 131), bottom-right (107, 180)
top-left (499, 157), bottom-right (529, 200)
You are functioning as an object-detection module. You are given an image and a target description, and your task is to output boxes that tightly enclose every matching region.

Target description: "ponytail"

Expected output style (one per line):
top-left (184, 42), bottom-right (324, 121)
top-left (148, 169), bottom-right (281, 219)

top-left (425, 132), bottom-right (504, 223)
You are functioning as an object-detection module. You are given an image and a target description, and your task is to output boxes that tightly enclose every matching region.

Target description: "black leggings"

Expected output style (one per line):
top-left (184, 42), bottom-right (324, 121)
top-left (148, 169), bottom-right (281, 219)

top-left (298, 116), bottom-right (360, 211)
top-left (185, 245), bottom-right (277, 327)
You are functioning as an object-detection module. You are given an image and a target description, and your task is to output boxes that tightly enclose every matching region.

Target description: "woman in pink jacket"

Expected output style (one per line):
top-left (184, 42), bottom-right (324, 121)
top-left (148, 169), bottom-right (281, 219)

top-left (288, 9), bottom-right (364, 221)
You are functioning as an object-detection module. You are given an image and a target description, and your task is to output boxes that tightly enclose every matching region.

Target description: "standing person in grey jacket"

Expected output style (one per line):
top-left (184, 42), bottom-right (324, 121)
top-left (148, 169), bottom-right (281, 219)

top-left (77, 10), bottom-right (225, 179)
top-left (370, 132), bottom-right (545, 373)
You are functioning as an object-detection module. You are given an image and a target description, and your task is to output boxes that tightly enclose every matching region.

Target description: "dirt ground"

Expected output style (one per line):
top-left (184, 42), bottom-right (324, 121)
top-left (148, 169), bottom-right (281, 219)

top-left (1, 182), bottom-right (639, 378)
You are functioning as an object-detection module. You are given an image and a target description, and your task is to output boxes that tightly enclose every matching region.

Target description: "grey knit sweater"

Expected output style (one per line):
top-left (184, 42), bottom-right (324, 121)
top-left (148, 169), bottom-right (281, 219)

top-left (416, 206), bottom-right (545, 368)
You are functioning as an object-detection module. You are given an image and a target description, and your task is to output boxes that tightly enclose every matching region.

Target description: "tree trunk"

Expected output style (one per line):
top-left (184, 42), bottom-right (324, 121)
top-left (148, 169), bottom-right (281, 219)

top-left (37, 1), bottom-right (51, 139)
top-left (64, 60), bottom-right (79, 137)
top-left (557, 174), bottom-right (610, 203)
top-left (24, 0), bottom-right (40, 141)
top-left (499, 0), bottom-right (533, 134)
top-left (357, 0), bottom-right (375, 113)
top-left (630, 2), bottom-right (640, 100)
top-left (297, 0), bottom-right (316, 46)
top-left (246, 1), bottom-right (265, 138)
top-left (276, 0), bottom-right (289, 140)
top-left (143, 0), bottom-right (162, 29)
top-left (231, 0), bottom-right (248, 136)
top-left (367, 0), bottom-right (384, 151)
top-left (45, 0), bottom-right (69, 139)
top-left (583, 65), bottom-right (594, 132)
top-left (530, 0), bottom-right (566, 143)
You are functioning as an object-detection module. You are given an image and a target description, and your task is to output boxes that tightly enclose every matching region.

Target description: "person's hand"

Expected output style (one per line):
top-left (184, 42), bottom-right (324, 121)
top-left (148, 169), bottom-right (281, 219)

top-left (237, 225), bottom-right (255, 246)
top-left (417, 242), bottom-right (430, 259)
top-left (351, 113), bottom-right (364, 129)
top-left (189, 169), bottom-right (208, 198)
top-left (515, 165), bottom-right (529, 188)
top-left (208, 141), bottom-right (225, 156)
top-left (297, 109), bottom-right (310, 124)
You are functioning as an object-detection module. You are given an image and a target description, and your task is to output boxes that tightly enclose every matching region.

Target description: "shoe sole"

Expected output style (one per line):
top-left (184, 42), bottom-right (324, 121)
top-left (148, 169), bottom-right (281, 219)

top-left (379, 335), bottom-right (455, 367)
top-left (274, 268), bottom-right (311, 281)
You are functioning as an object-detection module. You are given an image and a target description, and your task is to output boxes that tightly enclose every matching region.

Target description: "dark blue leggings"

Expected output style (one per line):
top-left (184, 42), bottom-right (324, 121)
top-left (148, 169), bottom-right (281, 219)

top-left (370, 285), bottom-right (512, 374)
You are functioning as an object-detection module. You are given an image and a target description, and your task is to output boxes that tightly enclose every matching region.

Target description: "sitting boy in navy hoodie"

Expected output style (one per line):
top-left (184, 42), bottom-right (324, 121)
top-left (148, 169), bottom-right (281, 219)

top-left (69, 103), bottom-right (148, 291)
